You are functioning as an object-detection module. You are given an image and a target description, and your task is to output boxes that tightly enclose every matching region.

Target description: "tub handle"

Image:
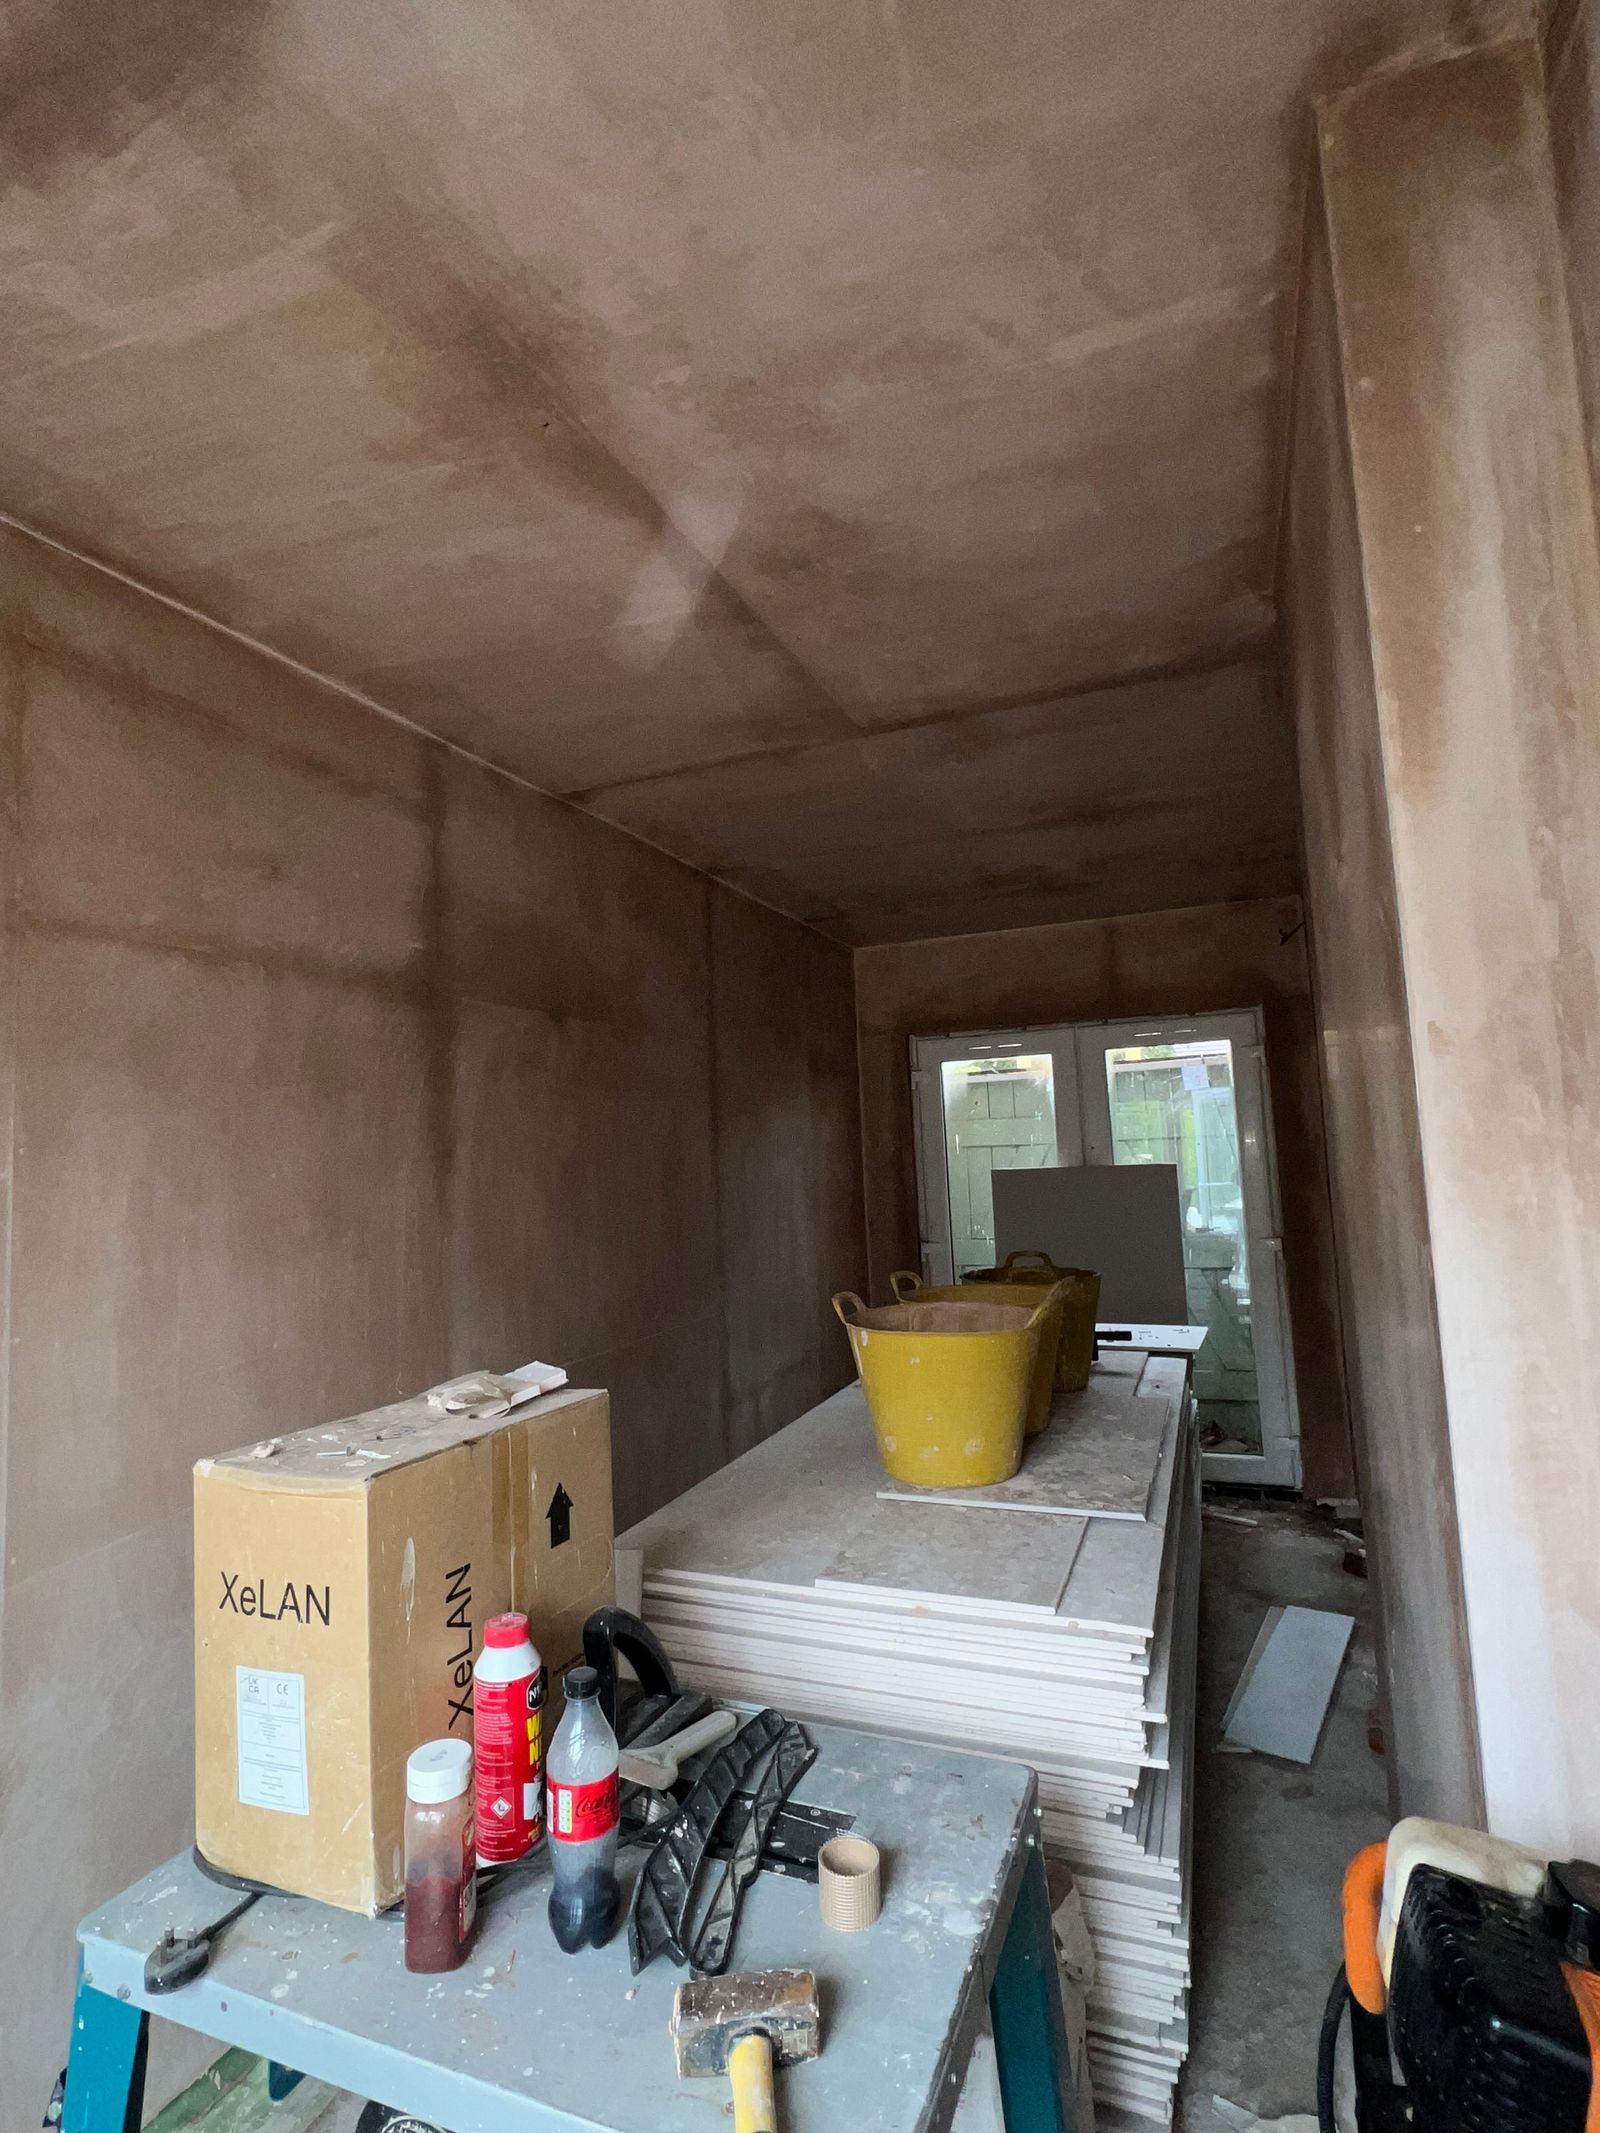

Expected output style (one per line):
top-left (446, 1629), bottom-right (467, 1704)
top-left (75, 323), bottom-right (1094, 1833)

top-left (832, 1291), bottom-right (868, 1325)
top-left (889, 1270), bottom-right (925, 1302)
top-left (1001, 1249), bottom-right (1060, 1273)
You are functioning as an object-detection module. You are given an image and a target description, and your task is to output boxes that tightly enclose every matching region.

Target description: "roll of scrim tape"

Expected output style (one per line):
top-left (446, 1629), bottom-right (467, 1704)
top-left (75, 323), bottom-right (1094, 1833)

top-left (818, 1835), bottom-right (882, 1931)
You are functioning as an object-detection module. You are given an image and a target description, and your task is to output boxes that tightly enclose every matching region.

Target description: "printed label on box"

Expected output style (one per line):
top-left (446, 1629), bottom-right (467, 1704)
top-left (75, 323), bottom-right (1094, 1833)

top-left (236, 1665), bottom-right (310, 1815)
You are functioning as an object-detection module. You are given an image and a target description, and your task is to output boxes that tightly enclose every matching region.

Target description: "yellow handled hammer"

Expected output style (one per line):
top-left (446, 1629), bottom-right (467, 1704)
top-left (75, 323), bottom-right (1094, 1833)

top-left (670, 1969), bottom-right (821, 2133)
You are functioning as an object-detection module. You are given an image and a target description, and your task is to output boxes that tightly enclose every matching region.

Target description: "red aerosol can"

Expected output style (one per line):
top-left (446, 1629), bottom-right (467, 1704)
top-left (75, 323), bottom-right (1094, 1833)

top-left (472, 1612), bottom-right (544, 1864)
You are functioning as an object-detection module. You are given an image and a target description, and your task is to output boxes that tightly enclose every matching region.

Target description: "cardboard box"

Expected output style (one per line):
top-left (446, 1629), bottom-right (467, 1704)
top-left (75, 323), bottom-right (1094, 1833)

top-left (194, 1379), bottom-right (613, 1913)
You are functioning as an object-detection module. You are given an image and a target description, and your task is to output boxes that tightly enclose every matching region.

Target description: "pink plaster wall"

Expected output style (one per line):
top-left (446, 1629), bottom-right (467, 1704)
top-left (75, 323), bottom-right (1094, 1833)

top-left (1280, 175), bottom-right (1482, 1826)
top-left (0, 523), bottom-right (864, 2109)
top-left (1550, 0), bottom-right (1600, 481)
top-left (1303, 38), bottom-right (1600, 1852)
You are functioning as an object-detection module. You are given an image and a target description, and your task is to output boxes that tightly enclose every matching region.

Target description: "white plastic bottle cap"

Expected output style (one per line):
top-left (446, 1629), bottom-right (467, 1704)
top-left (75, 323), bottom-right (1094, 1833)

top-left (407, 1738), bottom-right (473, 1805)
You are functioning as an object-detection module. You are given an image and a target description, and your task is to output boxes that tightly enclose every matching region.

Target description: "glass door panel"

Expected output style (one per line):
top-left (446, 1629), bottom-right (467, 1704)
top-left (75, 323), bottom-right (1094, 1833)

top-left (1101, 1037), bottom-right (1261, 1452)
top-left (911, 1031), bottom-right (1081, 1285)
top-left (939, 1054), bottom-right (1057, 1277)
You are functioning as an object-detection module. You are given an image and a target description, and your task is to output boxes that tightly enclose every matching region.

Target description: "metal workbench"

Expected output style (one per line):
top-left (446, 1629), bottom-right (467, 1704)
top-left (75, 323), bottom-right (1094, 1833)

top-left (65, 1723), bottom-right (1075, 2133)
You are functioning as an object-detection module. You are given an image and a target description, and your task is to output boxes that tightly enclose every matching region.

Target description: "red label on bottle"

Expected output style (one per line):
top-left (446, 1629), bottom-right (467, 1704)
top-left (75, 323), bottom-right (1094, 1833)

top-left (473, 1664), bottom-right (544, 1861)
top-left (549, 1772), bottom-right (619, 1842)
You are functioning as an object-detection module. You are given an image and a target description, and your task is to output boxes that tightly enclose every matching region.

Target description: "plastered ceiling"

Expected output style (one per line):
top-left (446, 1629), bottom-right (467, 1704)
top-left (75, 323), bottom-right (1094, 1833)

top-left (0, 0), bottom-right (1529, 943)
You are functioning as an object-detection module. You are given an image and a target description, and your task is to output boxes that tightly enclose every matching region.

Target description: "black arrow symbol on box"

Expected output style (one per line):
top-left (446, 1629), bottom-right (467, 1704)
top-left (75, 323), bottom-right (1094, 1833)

top-left (546, 1483), bottom-right (573, 1548)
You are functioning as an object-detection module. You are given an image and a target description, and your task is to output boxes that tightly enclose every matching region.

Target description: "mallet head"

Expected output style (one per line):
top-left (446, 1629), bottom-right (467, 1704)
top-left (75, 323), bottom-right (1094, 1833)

top-left (670, 1969), bottom-right (821, 2079)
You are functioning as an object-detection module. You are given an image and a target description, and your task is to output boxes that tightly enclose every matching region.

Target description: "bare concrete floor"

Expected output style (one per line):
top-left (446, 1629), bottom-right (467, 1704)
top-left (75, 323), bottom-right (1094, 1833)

top-left (1176, 1499), bottom-right (1388, 2131)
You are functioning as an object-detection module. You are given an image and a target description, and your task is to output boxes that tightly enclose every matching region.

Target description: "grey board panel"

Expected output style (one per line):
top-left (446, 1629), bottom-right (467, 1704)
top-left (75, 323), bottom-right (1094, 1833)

top-left (993, 1166), bottom-right (1188, 1325)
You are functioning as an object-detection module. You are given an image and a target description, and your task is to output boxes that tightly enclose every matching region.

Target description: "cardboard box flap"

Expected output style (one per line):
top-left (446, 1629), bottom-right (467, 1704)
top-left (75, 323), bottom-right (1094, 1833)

top-left (199, 1375), bottom-right (590, 1491)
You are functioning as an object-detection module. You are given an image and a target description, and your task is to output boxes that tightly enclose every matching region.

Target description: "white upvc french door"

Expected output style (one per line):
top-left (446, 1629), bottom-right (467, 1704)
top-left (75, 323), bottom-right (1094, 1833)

top-left (911, 1008), bottom-right (1302, 1488)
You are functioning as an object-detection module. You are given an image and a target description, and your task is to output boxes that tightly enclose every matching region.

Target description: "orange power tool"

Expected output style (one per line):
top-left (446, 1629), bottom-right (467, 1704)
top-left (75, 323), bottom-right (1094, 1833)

top-left (1323, 1817), bottom-right (1600, 2131)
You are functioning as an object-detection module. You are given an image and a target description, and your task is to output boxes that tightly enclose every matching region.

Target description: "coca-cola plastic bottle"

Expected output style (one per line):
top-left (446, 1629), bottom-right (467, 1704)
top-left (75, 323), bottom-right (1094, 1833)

top-left (545, 1664), bottom-right (622, 1951)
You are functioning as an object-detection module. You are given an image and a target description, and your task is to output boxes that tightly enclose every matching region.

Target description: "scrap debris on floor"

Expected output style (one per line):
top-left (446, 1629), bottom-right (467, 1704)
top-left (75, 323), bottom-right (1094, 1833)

top-left (1210, 2104), bottom-right (1319, 2132)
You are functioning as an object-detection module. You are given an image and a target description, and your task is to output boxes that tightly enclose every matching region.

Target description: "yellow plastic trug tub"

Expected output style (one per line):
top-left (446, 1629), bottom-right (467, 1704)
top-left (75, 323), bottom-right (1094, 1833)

top-left (963, 1252), bottom-right (1101, 1394)
top-left (831, 1292), bottom-right (1045, 1488)
top-left (890, 1270), bottom-right (1064, 1437)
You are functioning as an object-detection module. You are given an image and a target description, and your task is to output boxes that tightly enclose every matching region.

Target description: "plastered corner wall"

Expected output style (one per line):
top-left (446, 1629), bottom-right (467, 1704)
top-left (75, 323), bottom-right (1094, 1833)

top-left (1280, 165), bottom-right (1482, 1828)
top-left (0, 522), bottom-right (865, 2110)
top-left (1292, 35), bottom-right (1600, 1849)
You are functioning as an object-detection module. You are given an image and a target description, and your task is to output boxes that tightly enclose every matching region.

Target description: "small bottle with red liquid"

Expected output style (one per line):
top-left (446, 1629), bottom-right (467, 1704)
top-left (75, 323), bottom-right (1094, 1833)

top-left (404, 1738), bottom-right (476, 1973)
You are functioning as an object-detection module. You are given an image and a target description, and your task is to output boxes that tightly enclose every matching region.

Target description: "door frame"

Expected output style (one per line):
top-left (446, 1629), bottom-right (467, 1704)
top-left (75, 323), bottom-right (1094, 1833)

top-left (910, 1009), bottom-right (1303, 1490)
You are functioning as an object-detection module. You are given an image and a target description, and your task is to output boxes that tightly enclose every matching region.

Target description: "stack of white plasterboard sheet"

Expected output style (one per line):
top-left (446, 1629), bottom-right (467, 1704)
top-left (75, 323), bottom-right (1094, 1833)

top-left (1077, 1443), bottom-right (1201, 2127)
top-left (620, 1346), bottom-right (1200, 2130)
